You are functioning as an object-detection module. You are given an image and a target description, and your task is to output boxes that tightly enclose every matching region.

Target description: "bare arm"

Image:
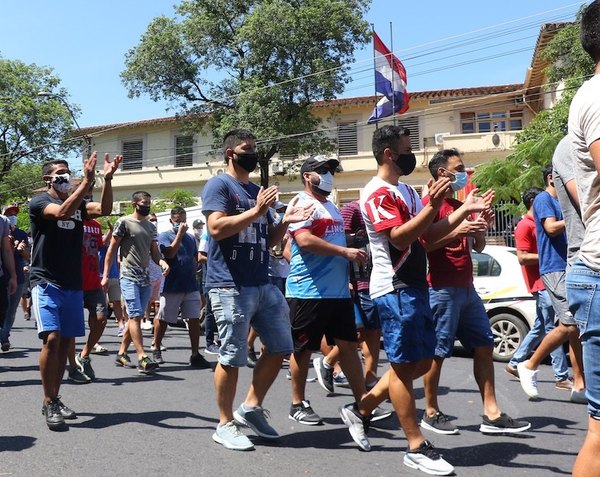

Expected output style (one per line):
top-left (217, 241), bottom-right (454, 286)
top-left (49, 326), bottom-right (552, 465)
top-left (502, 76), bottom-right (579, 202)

top-left (542, 216), bottom-right (566, 237)
top-left (101, 235), bottom-right (121, 288)
top-left (163, 224), bottom-right (188, 259)
top-left (516, 249), bottom-right (539, 266)
top-left (2, 236), bottom-right (17, 294)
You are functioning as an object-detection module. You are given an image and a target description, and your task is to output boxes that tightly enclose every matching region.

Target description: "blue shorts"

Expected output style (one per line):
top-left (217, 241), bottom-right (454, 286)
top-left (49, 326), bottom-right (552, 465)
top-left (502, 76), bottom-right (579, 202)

top-left (374, 287), bottom-right (436, 364)
top-left (209, 284), bottom-right (293, 367)
top-left (566, 260), bottom-right (600, 419)
top-left (32, 283), bottom-right (84, 339)
top-left (354, 290), bottom-right (380, 330)
top-left (120, 278), bottom-right (151, 319)
top-left (429, 286), bottom-right (493, 358)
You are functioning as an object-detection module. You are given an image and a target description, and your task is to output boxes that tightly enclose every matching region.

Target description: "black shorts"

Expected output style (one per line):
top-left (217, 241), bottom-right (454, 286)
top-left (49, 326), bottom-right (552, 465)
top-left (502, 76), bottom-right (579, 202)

top-left (288, 298), bottom-right (357, 352)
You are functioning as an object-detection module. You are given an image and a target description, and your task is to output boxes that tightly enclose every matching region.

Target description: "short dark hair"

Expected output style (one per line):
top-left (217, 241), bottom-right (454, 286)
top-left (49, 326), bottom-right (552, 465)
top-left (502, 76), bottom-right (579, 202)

top-left (371, 125), bottom-right (410, 164)
top-left (42, 159), bottom-right (69, 177)
top-left (522, 187), bottom-right (544, 209)
top-left (542, 164), bottom-right (554, 186)
top-left (428, 149), bottom-right (462, 179)
top-left (581, 0), bottom-right (600, 63)
top-left (170, 206), bottom-right (185, 216)
top-left (131, 191), bottom-right (151, 203)
top-left (223, 129), bottom-right (257, 162)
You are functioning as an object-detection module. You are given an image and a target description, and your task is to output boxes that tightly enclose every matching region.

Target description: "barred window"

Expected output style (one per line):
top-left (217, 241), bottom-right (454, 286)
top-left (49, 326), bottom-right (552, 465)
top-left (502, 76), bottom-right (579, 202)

top-left (175, 135), bottom-right (194, 168)
top-left (121, 140), bottom-right (143, 171)
top-left (337, 122), bottom-right (358, 156)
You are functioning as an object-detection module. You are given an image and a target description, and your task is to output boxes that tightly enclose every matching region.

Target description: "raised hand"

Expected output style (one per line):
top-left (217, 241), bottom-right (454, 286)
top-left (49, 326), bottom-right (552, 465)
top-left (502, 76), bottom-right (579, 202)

top-left (428, 177), bottom-right (452, 208)
top-left (463, 188), bottom-right (495, 214)
top-left (283, 196), bottom-right (316, 225)
top-left (83, 151), bottom-right (98, 182)
top-left (254, 185), bottom-right (278, 217)
top-left (103, 153), bottom-right (122, 179)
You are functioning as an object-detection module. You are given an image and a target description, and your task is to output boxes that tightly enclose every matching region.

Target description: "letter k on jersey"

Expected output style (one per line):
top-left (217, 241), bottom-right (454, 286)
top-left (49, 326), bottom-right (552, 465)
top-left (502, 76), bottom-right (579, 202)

top-left (366, 194), bottom-right (396, 224)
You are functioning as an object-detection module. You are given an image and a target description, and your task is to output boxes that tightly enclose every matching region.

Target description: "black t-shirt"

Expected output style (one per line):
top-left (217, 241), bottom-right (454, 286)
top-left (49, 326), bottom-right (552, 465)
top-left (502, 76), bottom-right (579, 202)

top-left (29, 192), bottom-right (88, 290)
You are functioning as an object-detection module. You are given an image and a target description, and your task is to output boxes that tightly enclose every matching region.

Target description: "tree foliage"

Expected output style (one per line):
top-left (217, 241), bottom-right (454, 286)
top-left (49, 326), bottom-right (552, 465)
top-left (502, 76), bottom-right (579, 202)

top-left (121, 0), bottom-right (372, 186)
top-left (0, 57), bottom-right (80, 189)
top-left (472, 14), bottom-right (594, 215)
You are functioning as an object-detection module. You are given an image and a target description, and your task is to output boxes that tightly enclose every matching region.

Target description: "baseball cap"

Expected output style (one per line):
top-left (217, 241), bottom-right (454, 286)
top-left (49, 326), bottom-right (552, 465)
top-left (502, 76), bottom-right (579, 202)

top-left (2, 203), bottom-right (19, 215)
top-left (192, 219), bottom-right (204, 229)
top-left (299, 156), bottom-right (340, 176)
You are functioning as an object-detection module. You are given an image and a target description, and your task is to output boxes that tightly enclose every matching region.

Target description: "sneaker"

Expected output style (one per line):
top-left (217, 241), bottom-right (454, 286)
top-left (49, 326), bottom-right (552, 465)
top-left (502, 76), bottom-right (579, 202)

top-left (137, 355), bottom-right (159, 374)
top-left (75, 353), bottom-right (95, 381)
top-left (339, 403), bottom-right (371, 451)
top-left (68, 367), bottom-right (91, 384)
top-left (555, 377), bottom-right (574, 391)
top-left (115, 353), bottom-right (136, 368)
top-left (289, 400), bottom-right (323, 426)
top-left (141, 320), bottom-right (153, 331)
top-left (571, 388), bottom-right (587, 404)
top-left (212, 421), bottom-right (254, 451)
top-left (190, 353), bottom-right (211, 369)
top-left (1, 341), bottom-right (10, 352)
top-left (56, 396), bottom-right (77, 419)
top-left (23, 312), bottom-right (30, 321)
top-left (480, 413), bottom-right (531, 434)
top-left (247, 348), bottom-right (258, 368)
top-left (117, 325), bottom-right (124, 337)
top-left (371, 405), bottom-right (394, 422)
top-left (404, 440), bottom-right (454, 476)
top-left (152, 350), bottom-right (165, 365)
top-left (313, 356), bottom-right (334, 393)
top-left (420, 411), bottom-right (459, 435)
top-left (205, 343), bottom-right (220, 355)
top-left (517, 361), bottom-right (539, 399)
top-left (150, 341), bottom-right (167, 352)
top-left (42, 398), bottom-right (66, 431)
top-left (333, 371), bottom-right (351, 388)
top-left (504, 364), bottom-right (519, 378)
top-left (234, 404), bottom-right (279, 439)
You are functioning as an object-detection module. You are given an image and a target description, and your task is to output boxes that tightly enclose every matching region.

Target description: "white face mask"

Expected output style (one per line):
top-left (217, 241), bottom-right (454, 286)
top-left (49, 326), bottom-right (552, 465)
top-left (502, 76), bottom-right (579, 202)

top-left (6, 215), bottom-right (17, 227)
top-left (314, 171), bottom-right (334, 193)
top-left (51, 173), bottom-right (71, 194)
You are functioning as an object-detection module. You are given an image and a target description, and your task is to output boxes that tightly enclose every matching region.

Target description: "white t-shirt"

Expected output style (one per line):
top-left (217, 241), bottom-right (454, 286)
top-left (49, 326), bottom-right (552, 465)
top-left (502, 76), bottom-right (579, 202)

top-left (568, 74), bottom-right (600, 271)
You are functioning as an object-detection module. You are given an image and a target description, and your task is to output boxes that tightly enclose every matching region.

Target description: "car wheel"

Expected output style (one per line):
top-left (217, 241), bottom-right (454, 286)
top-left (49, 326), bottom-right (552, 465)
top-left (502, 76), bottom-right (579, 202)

top-left (489, 313), bottom-right (529, 362)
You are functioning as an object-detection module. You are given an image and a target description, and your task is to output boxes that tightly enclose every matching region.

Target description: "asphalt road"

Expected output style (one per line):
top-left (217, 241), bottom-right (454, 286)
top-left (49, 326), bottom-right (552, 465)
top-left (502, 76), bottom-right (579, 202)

top-left (0, 309), bottom-right (588, 477)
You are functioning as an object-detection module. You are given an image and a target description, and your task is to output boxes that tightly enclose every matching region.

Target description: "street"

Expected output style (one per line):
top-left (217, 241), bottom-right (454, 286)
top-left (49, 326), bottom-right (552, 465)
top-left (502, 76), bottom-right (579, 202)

top-left (0, 309), bottom-right (586, 477)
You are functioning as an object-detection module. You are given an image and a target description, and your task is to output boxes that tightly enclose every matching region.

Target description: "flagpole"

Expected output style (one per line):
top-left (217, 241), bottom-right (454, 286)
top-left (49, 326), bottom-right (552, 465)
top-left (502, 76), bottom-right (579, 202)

top-left (371, 24), bottom-right (378, 129)
top-left (390, 22), bottom-right (395, 126)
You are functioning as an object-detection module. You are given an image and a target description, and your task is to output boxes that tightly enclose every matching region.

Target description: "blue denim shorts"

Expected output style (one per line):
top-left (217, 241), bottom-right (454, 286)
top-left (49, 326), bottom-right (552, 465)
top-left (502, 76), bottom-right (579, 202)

top-left (429, 286), bottom-right (493, 358)
top-left (32, 283), bottom-right (84, 339)
top-left (209, 284), bottom-right (293, 367)
top-left (354, 290), bottom-right (380, 330)
top-left (374, 287), bottom-right (436, 364)
top-left (566, 260), bottom-right (600, 419)
top-left (120, 278), bottom-right (151, 319)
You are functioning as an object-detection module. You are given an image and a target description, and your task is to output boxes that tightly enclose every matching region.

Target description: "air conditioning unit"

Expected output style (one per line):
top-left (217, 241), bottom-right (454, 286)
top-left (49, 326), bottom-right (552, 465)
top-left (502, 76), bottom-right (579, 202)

top-left (434, 132), bottom-right (450, 146)
top-left (514, 95), bottom-right (525, 106)
top-left (213, 168), bottom-right (224, 176)
top-left (270, 161), bottom-right (286, 176)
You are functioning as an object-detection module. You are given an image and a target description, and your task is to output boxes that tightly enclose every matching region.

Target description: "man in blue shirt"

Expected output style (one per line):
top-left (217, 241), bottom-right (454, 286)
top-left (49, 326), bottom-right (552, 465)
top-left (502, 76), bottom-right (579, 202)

top-left (517, 163), bottom-right (585, 401)
top-left (153, 207), bottom-right (210, 369)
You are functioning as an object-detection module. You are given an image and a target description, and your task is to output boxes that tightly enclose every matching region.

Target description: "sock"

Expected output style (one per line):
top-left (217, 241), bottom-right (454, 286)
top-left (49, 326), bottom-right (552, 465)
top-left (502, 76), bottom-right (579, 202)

top-left (322, 359), bottom-right (333, 370)
top-left (242, 403), bottom-right (259, 412)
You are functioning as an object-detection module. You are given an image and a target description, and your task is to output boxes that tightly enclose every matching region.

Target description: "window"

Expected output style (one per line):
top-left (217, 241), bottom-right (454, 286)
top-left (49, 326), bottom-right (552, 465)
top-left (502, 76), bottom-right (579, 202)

top-left (122, 139), bottom-right (143, 171)
top-left (175, 135), bottom-right (194, 168)
top-left (338, 122), bottom-right (358, 156)
top-left (461, 110), bottom-right (523, 134)
top-left (471, 252), bottom-right (502, 277)
top-left (396, 115), bottom-right (420, 151)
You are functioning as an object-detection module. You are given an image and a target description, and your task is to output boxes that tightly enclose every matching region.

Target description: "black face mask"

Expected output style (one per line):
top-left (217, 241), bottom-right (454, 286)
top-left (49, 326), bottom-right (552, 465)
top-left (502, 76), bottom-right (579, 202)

top-left (235, 152), bottom-right (259, 173)
top-left (137, 205), bottom-right (151, 217)
top-left (394, 153), bottom-right (416, 176)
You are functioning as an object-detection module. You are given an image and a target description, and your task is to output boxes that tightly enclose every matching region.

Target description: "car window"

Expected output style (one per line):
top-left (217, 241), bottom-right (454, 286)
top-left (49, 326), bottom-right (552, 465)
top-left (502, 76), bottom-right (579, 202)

top-left (471, 252), bottom-right (502, 277)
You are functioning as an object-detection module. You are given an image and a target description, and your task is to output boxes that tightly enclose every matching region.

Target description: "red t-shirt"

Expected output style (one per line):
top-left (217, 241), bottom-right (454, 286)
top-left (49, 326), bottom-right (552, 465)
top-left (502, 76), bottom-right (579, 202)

top-left (514, 214), bottom-right (543, 293)
top-left (82, 219), bottom-right (103, 291)
top-left (423, 196), bottom-right (473, 288)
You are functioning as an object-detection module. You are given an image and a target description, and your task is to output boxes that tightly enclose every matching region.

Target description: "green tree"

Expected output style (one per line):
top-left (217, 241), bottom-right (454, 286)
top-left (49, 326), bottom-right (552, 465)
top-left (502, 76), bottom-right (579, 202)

top-left (0, 57), bottom-right (80, 190)
top-left (472, 15), bottom-right (595, 214)
top-left (157, 188), bottom-right (197, 209)
top-left (121, 0), bottom-right (371, 186)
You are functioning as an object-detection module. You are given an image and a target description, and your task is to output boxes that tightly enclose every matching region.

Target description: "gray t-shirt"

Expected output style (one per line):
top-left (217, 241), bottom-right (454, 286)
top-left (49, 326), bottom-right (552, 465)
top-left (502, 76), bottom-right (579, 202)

top-left (552, 136), bottom-right (585, 266)
top-left (569, 74), bottom-right (600, 271)
top-left (113, 215), bottom-right (157, 286)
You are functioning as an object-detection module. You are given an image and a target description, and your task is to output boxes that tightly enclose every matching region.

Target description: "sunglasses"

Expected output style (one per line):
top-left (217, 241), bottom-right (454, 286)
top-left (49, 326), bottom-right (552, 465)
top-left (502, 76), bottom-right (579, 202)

top-left (313, 165), bottom-right (335, 175)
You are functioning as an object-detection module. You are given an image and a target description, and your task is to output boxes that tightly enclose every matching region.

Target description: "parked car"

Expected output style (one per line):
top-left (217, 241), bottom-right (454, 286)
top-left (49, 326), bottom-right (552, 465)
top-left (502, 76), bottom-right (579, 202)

top-left (471, 245), bottom-right (536, 362)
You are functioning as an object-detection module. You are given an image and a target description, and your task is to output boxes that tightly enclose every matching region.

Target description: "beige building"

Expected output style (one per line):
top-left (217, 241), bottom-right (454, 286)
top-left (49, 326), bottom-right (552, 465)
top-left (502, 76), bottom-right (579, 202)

top-left (79, 23), bottom-right (564, 210)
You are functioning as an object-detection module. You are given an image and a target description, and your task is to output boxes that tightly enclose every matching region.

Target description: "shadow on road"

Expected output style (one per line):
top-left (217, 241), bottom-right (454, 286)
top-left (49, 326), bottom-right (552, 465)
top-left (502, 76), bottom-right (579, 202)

top-left (0, 435), bottom-right (37, 452)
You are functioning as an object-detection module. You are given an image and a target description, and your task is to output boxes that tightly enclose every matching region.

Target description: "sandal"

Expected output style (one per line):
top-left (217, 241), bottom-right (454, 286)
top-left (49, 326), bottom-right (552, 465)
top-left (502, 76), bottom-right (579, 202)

top-left (90, 344), bottom-right (109, 355)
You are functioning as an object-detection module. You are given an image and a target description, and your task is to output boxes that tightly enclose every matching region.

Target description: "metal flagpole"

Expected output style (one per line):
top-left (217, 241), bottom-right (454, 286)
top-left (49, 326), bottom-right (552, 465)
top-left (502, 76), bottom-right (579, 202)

top-left (371, 24), bottom-right (378, 129)
top-left (390, 22), bottom-right (395, 126)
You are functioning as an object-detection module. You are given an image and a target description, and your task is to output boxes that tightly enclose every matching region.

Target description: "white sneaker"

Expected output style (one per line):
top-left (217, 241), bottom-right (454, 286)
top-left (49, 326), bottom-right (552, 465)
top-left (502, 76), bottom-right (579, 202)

top-left (140, 321), bottom-right (153, 331)
top-left (212, 421), bottom-right (254, 451)
top-left (517, 361), bottom-right (539, 399)
top-left (404, 440), bottom-right (454, 476)
top-left (339, 403), bottom-right (371, 451)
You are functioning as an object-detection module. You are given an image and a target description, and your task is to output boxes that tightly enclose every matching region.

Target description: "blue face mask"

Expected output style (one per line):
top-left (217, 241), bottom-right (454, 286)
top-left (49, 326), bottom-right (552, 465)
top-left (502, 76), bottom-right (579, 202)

top-left (172, 223), bottom-right (180, 233)
top-left (450, 171), bottom-right (468, 191)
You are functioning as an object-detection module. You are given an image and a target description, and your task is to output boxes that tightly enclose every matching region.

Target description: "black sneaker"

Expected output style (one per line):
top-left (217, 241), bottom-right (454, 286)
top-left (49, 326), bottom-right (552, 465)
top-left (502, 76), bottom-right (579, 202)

top-left (480, 412), bottom-right (531, 434)
top-left (247, 348), bottom-right (258, 368)
top-left (137, 355), bottom-right (159, 374)
top-left (420, 411), bottom-right (459, 435)
top-left (404, 440), bottom-right (454, 475)
top-left (289, 400), bottom-right (323, 425)
top-left (190, 353), bottom-right (211, 369)
top-left (76, 353), bottom-right (95, 381)
top-left (42, 398), bottom-right (66, 431)
top-left (313, 356), bottom-right (334, 393)
top-left (56, 396), bottom-right (77, 419)
top-left (371, 405), bottom-right (394, 422)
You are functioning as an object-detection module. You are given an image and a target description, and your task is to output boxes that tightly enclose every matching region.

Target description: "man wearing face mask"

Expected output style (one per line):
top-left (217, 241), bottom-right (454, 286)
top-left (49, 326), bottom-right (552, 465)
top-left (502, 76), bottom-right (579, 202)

top-left (0, 204), bottom-right (28, 352)
top-left (418, 149), bottom-right (530, 437)
top-left (29, 152), bottom-right (120, 431)
top-left (152, 207), bottom-right (210, 369)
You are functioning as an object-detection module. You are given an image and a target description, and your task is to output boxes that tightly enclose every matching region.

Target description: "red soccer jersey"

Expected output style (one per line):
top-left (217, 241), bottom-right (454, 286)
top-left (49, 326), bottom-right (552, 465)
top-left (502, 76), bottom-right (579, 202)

top-left (82, 219), bottom-right (103, 291)
top-left (514, 214), bottom-right (544, 293)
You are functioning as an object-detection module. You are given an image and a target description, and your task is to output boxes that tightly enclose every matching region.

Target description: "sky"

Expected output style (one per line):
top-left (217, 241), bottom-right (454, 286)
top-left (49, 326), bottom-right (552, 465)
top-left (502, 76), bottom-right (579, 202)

top-left (0, 0), bottom-right (587, 128)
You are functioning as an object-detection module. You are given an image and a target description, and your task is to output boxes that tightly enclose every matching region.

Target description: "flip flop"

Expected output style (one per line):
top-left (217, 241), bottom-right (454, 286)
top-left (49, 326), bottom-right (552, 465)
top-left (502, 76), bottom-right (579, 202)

top-left (91, 344), bottom-right (109, 355)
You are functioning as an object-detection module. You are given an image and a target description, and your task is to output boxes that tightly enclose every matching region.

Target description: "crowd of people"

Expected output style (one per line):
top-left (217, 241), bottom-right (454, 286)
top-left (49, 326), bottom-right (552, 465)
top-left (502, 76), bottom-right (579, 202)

top-left (1, 3), bottom-right (600, 476)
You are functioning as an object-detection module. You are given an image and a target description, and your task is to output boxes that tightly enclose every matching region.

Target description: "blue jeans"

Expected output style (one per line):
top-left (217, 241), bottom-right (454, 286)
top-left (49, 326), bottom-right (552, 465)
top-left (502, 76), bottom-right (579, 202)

top-left (508, 290), bottom-right (568, 381)
top-left (119, 278), bottom-right (151, 318)
top-left (0, 282), bottom-right (25, 343)
top-left (204, 294), bottom-right (217, 347)
top-left (566, 260), bottom-right (600, 419)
